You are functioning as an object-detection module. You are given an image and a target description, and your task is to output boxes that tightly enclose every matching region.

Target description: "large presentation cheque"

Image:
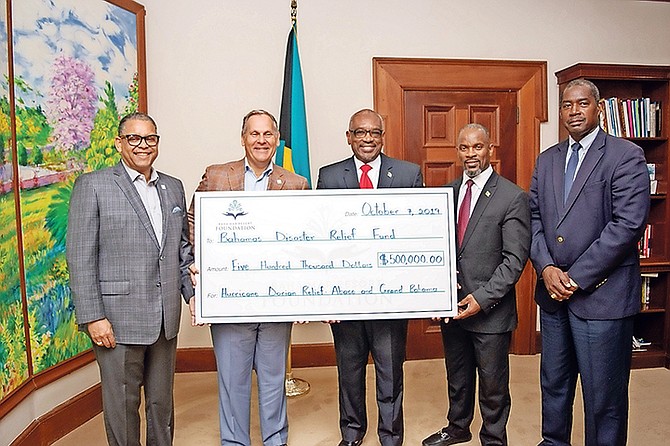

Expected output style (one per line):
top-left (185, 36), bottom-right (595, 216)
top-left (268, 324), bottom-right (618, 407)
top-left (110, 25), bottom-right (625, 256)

top-left (194, 188), bottom-right (458, 323)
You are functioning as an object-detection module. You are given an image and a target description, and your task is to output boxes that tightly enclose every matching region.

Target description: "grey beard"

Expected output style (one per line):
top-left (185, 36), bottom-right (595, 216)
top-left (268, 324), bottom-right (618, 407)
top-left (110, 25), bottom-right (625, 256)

top-left (465, 168), bottom-right (481, 178)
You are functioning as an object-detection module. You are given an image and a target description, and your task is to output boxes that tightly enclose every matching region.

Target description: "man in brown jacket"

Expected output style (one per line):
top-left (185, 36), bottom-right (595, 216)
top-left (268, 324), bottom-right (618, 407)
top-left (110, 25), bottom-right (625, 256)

top-left (187, 109), bottom-right (308, 446)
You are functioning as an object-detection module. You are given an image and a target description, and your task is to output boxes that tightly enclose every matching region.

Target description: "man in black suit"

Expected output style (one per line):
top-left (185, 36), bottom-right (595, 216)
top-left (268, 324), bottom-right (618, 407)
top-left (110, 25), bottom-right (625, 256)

top-left (316, 108), bottom-right (423, 446)
top-left (422, 124), bottom-right (531, 446)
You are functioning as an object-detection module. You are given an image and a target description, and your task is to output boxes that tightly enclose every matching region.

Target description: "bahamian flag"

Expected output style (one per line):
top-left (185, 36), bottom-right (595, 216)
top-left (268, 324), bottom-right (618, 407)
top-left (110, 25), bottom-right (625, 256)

top-left (276, 24), bottom-right (311, 186)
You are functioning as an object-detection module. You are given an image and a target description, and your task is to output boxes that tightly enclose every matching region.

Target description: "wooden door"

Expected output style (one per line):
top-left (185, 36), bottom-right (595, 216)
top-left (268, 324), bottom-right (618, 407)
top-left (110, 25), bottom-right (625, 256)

top-left (403, 90), bottom-right (518, 359)
top-left (374, 58), bottom-right (547, 357)
top-left (405, 90), bottom-right (517, 183)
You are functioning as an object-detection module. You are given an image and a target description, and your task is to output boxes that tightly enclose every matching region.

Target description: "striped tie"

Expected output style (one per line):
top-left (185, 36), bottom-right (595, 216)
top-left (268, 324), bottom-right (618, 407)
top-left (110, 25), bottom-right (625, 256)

top-left (457, 179), bottom-right (474, 246)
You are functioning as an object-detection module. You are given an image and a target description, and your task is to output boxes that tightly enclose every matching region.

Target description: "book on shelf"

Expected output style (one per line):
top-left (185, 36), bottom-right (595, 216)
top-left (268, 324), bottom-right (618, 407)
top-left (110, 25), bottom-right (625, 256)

top-left (648, 163), bottom-right (658, 194)
top-left (647, 163), bottom-right (656, 180)
top-left (640, 273), bottom-right (657, 309)
top-left (632, 335), bottom-right (652, 352)
top-left (638, 224), bottom-right (652, 259)
top-left (600, 97), bottom-right (662, 138)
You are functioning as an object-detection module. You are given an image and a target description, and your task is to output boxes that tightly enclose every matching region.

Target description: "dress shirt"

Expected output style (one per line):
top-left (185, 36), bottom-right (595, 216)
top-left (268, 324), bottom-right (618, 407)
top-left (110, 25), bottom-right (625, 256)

top-left (122, 161), bottom-right (162, 246)
top-left (565, 126), bottom-right (599, 178)
top-left (244, 159), bottom-right (273, 192)
top-left (353, 155), bottom-right (382, 189)
top-left (457, 165), bottom-right (493, 220)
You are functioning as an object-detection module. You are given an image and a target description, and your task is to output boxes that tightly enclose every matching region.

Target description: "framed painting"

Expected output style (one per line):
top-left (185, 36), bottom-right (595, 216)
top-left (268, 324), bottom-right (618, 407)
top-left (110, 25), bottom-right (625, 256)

top-left (0, 0), bottom-right (28, 405)
top-left (0, 0), bottom-right (146, 405)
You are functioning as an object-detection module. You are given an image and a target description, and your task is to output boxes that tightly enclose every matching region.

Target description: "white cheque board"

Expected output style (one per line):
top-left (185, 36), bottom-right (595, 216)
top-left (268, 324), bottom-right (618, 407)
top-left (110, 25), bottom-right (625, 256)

top-left (194, 188), bottom-right (458, 323)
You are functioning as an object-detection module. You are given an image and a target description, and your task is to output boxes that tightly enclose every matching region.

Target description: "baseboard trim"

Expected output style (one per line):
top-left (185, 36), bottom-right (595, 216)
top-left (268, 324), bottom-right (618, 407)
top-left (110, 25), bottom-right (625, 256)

top-left (175, 342), bottom-right (337, 372)
top-left (175, 346), bottom-right (217, 372)
top-left (10, 384), bottom-right (102, 446)
top-left (290, 342), bottom-right (338, 368)
top-left (10, 342), bottom-right (335, 446)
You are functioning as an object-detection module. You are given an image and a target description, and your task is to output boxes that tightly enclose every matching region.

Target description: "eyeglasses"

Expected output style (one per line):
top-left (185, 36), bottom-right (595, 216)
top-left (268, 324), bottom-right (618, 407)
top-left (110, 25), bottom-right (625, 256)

top-left (120, 134), bottom-right (160, 147)
top-left (350, 128), bottom-right (383, 139)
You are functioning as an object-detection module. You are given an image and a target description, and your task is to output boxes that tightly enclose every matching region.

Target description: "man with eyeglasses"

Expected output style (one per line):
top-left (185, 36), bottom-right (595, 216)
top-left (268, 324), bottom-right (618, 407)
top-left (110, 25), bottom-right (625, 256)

top-left (67, 112), bottom-right (195, 446)
top-left (316, 108), bottom-right (423, 446)
top-left (187, 109), bottom-right (308, 446)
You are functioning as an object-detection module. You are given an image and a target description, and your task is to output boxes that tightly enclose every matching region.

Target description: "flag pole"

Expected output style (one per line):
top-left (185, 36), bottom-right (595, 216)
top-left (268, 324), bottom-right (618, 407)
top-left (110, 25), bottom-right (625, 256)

top-left (284, 0), bottom-right (310, 398)
top-left (285, 333), bottom-right (310, 397)
top-left (290, 0), bottom-right (297, 24)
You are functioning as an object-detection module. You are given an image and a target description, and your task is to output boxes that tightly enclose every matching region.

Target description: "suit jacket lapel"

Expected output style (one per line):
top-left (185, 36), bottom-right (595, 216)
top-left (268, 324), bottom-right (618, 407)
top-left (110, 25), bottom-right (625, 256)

top-left (112, 163), bottom-right (161, 250)
top-left (460, 172), bottom-right (498, 251)
top-left (267, 168), bottom-right (287, 190)
top-left (377, 154), bottom-right (394, 188)
top-left (552, 141), bottom-right (568, 213)
top-left (228, 160), bottom-right (245, 191)
top-left (452, 178), bottom-right (463, 251)
top-left (564, 131), bottom-right (605, 207)
top-left (157, 179), bottom-right (168, 252)
top-left (156, 176), bottom-right (181, 253)
top-left (558, 130), bottom-right (606, 225)
top-left (342, 157), bottom-right (360, 188)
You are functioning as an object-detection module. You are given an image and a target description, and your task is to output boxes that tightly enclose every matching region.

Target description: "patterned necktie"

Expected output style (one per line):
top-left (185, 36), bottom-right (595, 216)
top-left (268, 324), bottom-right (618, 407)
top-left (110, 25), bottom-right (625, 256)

top-left (457, 179), bottom-right (474, 246)
top-left (564, 142), bottom-right (581, 203)
top-left (360, 164), bottom-right (373, 189)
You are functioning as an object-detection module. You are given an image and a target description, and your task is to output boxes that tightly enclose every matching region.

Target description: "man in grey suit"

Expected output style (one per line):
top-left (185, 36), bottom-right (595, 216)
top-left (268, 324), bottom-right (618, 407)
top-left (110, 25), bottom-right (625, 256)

top-left (67, 112), bottom-right (195, 446)
top-left (316, 108), bottom-right (423, 446)
top-left (422, 124), bottom-right (530, 446)
top-left (187, 109), bottom-right (308, 446)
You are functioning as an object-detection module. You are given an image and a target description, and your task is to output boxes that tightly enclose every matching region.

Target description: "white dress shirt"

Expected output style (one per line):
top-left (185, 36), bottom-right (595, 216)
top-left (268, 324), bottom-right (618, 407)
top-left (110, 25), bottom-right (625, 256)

top-left (457, 164), bottom-right (494, 220)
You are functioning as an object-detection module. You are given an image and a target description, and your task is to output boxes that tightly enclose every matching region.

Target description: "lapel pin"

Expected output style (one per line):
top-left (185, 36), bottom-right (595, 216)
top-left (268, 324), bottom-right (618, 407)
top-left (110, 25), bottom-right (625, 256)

top-left (485, 190), bottom-right (491, 197)
top-left (160, 184), bottom-right (166, 189)
top-left (387, 171), bottom-right (393, 178)
top-left (277, 179), bottom-right (283, 185)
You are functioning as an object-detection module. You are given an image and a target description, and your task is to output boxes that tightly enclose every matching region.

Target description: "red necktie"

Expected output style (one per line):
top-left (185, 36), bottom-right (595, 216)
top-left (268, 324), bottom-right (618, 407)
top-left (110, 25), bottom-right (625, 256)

top-left (457, 179), bottom-right (474, 246)
top-left (360, 164), bottom-right (373, 189)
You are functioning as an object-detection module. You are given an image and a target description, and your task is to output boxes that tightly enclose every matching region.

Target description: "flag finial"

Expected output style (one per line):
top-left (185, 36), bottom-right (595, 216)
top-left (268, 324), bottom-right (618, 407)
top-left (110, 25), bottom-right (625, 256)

top-left (291, 0), bottom-right (297, 24)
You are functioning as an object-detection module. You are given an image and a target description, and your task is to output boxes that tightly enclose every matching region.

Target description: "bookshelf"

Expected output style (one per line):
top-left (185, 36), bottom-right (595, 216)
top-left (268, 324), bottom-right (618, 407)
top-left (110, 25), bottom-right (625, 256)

top-left (556, 63), bottom-right (670, 369)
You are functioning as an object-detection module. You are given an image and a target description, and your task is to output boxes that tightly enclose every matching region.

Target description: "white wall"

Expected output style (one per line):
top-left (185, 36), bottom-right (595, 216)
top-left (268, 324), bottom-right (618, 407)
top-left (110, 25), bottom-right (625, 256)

top-left (5, 0), bottom-right (670, 443)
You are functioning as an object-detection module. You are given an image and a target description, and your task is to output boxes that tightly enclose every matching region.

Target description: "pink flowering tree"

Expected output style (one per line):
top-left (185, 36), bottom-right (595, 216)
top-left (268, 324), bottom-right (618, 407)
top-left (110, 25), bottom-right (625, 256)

top-left (45, 56), bottom-right (97, 151)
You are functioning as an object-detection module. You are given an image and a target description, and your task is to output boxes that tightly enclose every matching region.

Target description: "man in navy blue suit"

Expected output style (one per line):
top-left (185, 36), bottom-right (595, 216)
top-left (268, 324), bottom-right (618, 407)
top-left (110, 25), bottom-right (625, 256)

top-left (530, 79), bottom-right (650, 446)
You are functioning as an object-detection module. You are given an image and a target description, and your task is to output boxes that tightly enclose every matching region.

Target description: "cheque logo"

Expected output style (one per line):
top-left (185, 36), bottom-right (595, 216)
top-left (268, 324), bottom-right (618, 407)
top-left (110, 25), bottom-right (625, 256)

top-left (223, 200), bottom-right (248, 220)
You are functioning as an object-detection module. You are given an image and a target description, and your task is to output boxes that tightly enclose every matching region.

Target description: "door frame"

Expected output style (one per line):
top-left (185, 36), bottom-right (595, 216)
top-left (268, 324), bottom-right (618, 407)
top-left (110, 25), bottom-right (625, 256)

top-left (373, 57), bottom-right (547, 354)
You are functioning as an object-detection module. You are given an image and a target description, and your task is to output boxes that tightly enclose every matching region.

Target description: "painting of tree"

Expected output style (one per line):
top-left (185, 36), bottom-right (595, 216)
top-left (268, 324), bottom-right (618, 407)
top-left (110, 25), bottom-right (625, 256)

top-left (86, 81), bottom-right (121, 171)
top-left (45, 56), bottom-right (97, 152)
top-left (0, 0), bottom-right (145, 400)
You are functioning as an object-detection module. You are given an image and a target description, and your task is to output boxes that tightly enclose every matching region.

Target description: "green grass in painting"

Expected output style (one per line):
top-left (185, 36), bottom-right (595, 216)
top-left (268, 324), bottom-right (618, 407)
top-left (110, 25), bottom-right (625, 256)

top-left (0, 182), bottom-right (92, 399)
top-left (20, 182), bottom-right (91, 375)
top-left (0, 192), bottom-right (29, 398)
